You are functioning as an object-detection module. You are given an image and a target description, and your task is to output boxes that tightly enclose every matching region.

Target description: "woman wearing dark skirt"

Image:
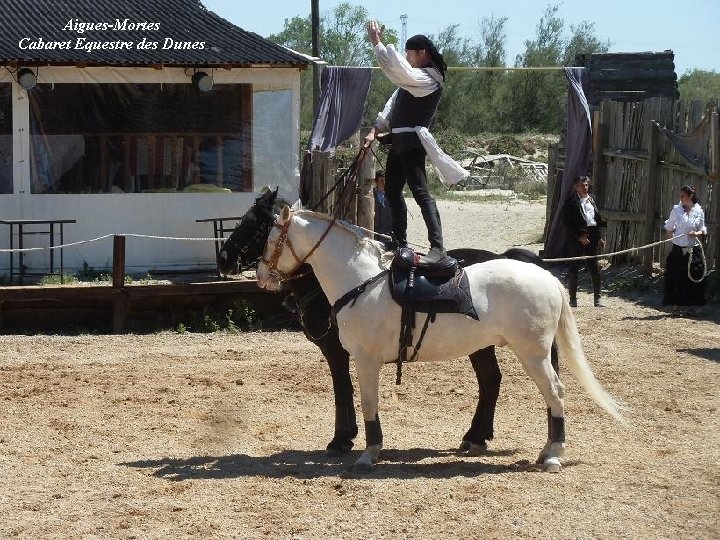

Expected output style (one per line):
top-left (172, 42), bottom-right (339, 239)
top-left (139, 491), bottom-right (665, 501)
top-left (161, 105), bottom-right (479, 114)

top-left (663, 185), bottom-right (707, 308)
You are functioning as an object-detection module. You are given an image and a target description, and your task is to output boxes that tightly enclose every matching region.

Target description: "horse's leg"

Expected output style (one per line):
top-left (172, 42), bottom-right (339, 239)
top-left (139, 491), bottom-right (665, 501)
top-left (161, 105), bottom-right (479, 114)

top-left (514, 347), bottom-right (566, 473)
top-left (543, 340), bottom-right (561, 453)
top-left (460, 347), bottom-right (501, 456)
top-left (353, 359), bottom-right (383, 473)
top-left (294, 287), bottom-right (358, 455)
top-left (314, 330), bottom-right (358, 455)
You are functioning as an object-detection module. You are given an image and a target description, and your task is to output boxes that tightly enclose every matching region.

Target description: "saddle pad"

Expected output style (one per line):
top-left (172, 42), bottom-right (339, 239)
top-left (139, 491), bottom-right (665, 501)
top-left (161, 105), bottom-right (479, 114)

top-left (390, 266), bottom-right (479, 320)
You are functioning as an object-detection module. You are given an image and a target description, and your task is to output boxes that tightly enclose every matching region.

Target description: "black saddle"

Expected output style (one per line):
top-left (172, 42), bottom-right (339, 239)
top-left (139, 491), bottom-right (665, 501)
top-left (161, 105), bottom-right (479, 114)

top-left (392, 247), bottom-right (459, 276)
top-left (389, 248), bottom-right (478, 320)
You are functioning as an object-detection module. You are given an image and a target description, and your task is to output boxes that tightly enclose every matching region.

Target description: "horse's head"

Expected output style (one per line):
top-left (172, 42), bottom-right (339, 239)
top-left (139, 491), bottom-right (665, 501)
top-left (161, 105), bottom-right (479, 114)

top-left (256, 204), bottom-right (296, 291)
top-left (217, 187), bottom-right (282, 276)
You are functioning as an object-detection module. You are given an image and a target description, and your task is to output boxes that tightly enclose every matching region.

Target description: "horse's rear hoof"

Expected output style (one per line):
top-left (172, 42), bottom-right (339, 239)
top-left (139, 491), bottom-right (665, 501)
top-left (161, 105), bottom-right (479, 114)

top-left (458, 440), bottom-right (471, 452)
top-left (543, 457), bottom-right (562, 473)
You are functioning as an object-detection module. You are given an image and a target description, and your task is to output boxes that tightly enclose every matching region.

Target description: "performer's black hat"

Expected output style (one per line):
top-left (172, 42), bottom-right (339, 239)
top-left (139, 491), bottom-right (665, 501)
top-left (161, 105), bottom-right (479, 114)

top-left (405, 34), bottom-right (447, 80)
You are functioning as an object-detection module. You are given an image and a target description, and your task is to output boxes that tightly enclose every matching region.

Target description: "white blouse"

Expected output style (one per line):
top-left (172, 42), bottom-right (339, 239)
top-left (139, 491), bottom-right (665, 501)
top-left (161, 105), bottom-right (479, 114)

top-left (579, 196), bottom-right (597, 227)
top-left (371, 42), bottom-right (467, 186)
top-left (664, 203), bottom-right (706, 247)
top-left (372, 42), bottom-right (443, 132)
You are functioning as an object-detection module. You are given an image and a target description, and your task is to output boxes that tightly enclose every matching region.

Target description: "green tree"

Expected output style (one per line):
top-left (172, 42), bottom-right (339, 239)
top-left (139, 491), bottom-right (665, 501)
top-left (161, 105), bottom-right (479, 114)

top-left (268, 3), bottom-right (397, 129)
top-left (268, 3), bottom-right (397, 66)
top-left (563, 21), bottom-right (611, 65)
top-left (678, 69), bottom-right (720, 101)
top-left (500, 4), bottom-right (611, 133)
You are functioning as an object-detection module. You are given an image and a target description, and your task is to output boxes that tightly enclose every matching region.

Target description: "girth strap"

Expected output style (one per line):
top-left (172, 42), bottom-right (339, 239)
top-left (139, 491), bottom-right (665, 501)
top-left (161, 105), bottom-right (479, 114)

top-left (396, 310), bottom-right (434, 385)
top-left (330, 270), bottom-right (390, 320)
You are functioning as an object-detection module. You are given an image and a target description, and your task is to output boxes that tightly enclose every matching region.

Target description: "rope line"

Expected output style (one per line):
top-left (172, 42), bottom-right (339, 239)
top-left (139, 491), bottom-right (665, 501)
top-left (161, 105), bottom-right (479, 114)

top-left (0, 233), bottom-right (222, 253)
top-left (0, 228), bottom-right (707, 282)
top-left (540, 234), bottom-right (689, 263)
top-left (688, 238), bottom-right (708, 283)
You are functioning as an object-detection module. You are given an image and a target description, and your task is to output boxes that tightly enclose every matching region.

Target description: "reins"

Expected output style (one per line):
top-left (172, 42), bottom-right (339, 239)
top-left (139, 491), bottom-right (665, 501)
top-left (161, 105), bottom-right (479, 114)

top-left (262, 146), bottom-right (371, 283)
top-left (261, 210), bottom-right (337, 283)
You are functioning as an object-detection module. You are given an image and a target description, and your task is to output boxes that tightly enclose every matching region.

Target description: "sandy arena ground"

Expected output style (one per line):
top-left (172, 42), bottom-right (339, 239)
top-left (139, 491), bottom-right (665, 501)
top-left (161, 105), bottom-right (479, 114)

top-left (0, 199), bottom-right (718, 539)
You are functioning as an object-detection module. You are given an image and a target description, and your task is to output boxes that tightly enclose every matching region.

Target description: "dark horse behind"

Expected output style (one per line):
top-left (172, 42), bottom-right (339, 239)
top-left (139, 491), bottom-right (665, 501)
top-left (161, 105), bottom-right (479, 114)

top-left (218, 188), bottom-right (558, 456)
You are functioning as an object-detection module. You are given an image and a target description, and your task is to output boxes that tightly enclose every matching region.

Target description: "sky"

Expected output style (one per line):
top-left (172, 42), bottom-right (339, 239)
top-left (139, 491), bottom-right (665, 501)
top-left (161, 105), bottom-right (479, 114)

top-left (202, 0), bottom-right (718, 75)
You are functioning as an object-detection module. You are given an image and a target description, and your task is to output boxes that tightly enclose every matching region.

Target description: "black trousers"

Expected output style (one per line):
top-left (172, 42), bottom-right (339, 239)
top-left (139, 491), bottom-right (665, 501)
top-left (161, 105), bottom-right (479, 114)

top-left (384, 148), bottom-right (441, 248)
top-left (567, 227), bottom-right (601, 296)
top-left (663, 244), bottom-right (707, 306)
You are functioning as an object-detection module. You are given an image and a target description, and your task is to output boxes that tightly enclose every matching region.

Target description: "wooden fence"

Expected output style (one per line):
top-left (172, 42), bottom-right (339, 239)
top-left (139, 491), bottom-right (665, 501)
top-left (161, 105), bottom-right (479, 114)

top-left (549, 98), bottom-right (719, 273)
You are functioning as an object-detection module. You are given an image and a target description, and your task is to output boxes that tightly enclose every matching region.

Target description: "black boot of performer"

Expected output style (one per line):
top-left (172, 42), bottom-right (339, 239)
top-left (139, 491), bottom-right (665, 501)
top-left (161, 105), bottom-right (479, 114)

top-left (567, 268), bottom-right (578, 307)
top-left (388, 193), bottom-right (408, 248)
top-left (419, 200), bottom-right (446, 264)
top-left (592, 275), bottom-right (603, 307)
top-left (590, 263), bottom-right (605, 307)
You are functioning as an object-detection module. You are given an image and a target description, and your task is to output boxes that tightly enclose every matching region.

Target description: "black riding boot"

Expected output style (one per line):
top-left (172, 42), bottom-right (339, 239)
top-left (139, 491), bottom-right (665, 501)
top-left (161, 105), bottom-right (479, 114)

top-left (419, 200), bottom-right (446, 264)
top-left (567, 270), bottom-right (578, 307)
top-left (391, 198), bottom-right (408, 248)
top-left (592, 275), bottom-right (603, 307)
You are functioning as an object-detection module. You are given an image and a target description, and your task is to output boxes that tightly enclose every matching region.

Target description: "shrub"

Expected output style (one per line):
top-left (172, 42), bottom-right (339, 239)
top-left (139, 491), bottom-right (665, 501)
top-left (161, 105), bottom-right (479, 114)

top-left (487, 134), bottom-right (523, 156)
top-left (40, 273), bottom-right (78, 285)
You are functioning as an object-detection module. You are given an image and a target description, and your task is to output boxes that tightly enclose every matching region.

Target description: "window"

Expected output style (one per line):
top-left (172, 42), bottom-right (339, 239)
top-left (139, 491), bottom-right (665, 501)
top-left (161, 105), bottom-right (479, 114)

top-left (0, 84), bottom-right (11, 194)
top-left (29, 83), bottom-right (252, 194)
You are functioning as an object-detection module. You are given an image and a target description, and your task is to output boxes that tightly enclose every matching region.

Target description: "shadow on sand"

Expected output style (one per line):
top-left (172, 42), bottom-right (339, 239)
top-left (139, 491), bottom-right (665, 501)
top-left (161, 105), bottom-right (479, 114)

top-left (121, 447), bottom-right (582, 481)
top-left (677, 347), bottom-right (720, 364)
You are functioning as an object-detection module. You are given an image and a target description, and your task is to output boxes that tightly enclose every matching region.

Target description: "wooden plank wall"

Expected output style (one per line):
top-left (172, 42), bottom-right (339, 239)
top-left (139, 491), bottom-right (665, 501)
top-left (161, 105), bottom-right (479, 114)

top-left (576, 51), bottom-right (679, 106)
top-left (593, 98), bottom-right (719, 271)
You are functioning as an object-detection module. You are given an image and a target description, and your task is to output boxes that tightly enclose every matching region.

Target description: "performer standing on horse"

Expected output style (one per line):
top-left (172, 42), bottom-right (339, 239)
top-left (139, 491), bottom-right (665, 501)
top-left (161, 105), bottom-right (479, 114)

top-left (364, 21), bottom-right (450, 264)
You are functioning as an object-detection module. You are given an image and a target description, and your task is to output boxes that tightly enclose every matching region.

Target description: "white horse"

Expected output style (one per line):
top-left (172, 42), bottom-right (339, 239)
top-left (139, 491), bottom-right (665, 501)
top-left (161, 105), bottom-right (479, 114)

top-left (257, 206), bottom-right (625, 473)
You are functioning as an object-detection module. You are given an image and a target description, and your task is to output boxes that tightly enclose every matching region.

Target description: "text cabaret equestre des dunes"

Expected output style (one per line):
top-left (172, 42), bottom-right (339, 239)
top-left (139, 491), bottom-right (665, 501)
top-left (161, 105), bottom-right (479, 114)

top-left (17, 19), bottom-right (205, 52)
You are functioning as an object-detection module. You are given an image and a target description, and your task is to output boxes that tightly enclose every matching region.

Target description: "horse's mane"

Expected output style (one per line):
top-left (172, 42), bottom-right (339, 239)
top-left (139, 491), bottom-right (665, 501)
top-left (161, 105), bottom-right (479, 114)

top-left (294, 208), bottom-right (390, 261)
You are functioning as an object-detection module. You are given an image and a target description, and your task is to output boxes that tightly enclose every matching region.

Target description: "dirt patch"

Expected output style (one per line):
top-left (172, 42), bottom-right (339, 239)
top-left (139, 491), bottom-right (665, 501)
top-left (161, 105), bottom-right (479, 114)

top-left (0, 199), bottom-right (718, 539)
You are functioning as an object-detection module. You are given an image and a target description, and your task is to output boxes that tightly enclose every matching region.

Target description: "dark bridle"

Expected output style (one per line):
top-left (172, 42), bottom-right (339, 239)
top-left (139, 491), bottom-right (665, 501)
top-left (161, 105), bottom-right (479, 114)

top-left (217, 188), bottom-right (281, 276)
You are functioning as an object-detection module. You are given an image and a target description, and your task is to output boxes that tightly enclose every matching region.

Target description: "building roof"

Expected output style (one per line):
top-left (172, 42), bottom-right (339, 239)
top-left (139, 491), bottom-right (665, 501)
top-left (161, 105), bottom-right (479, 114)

top-left (575, 51), bottom-right (679, 105)
top-left (1, 0), bottom-right (309, 67)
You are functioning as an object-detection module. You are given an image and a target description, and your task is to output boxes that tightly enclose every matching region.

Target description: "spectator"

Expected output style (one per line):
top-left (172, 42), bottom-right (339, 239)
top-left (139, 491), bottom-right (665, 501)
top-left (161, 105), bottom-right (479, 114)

top-left (663, 185), bottom-right (707, 310)
top-left (563, 175), bottom-right (607, 307)
top-left (373, 170), bottom-right (393, 247)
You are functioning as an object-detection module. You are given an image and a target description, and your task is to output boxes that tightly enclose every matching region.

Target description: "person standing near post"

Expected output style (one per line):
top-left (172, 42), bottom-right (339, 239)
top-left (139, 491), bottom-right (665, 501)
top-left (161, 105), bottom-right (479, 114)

top-left (662, 185), bottom-right (707, 310)
top-left (372, 170), bottom-right (393, 248)
top-left (563, 176), bottom-right (607, 307)
top-left (364, 20), bottom-right (449, 263)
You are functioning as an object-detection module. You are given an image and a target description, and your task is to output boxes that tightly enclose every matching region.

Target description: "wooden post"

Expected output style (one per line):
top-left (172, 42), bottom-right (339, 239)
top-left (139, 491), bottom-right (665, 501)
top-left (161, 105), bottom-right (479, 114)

top-left (310, 150), bottom-right (333, 214)
top-left (544, 144), bottom-right (557, 241)
top-left (311, 0), bottom-right (321, 117)
top-left (357, 150), bottom-right (375, 232)
top-left (591, 110), bottom-right (607, 208)
top-left (643, 121), bottom-right (660, 275)
top-left (112, 235), bottom-right (127, 333)
top-left (710, 109), bottom-right (719, 179)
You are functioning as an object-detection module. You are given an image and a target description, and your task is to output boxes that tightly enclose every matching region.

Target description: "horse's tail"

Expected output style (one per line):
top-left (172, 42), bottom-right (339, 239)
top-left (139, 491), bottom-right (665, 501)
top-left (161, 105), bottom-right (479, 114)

top-left (554, 281), bottom-right (628, 424)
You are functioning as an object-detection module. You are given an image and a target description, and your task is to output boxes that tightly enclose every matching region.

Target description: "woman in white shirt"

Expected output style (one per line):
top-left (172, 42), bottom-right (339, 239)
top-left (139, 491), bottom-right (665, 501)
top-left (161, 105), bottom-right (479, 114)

top-left (663, 185), bottom-right (707, 308)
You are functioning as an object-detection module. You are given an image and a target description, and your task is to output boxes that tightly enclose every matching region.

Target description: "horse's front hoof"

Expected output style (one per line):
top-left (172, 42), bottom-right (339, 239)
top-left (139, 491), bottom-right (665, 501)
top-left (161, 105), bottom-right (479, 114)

top-left (353, 459), bottom-right (375, 474)
top-left (543, 457), bottom-right (562, 473)
top-left (325, 436), bottom-right (354, 456)
top-left (467, 442), bottom-right (488, 457)
top-left (458, 440), bottom-right (471, 452)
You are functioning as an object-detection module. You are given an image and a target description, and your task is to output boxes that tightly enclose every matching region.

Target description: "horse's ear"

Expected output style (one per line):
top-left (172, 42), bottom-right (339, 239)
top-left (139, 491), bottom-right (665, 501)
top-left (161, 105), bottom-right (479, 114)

top-left (280, 205), bottom-right (291, 223)
top-left (260, 186), bottom-right (277, 204)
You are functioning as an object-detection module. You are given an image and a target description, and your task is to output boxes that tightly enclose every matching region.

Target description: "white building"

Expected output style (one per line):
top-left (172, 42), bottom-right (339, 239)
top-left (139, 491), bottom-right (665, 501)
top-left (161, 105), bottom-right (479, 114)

top-left (0, 0), bottom-right (308, 273)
